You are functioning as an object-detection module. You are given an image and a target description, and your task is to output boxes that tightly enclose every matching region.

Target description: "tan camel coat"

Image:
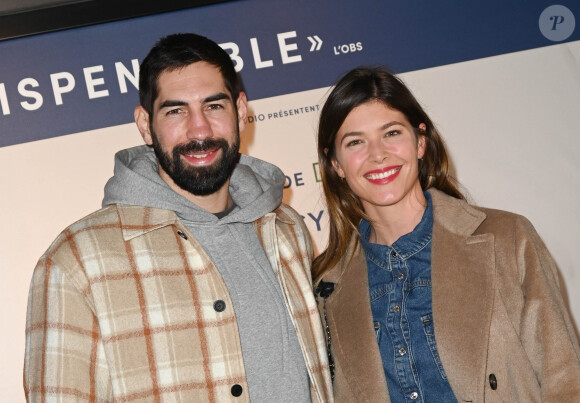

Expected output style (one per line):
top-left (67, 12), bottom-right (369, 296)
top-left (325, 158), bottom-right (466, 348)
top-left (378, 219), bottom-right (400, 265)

top-left (317, 189), bottom-right (580, 402)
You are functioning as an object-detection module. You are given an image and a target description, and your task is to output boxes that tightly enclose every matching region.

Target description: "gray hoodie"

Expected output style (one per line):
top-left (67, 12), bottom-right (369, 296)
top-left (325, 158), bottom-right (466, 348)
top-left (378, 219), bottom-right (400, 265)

top-left (103, 145), bottom-right (310, 402)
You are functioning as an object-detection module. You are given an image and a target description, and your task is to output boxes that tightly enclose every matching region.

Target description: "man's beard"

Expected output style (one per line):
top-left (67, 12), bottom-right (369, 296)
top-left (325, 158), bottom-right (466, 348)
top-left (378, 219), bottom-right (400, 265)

top-left (151, 131), bottom-right (240, 196)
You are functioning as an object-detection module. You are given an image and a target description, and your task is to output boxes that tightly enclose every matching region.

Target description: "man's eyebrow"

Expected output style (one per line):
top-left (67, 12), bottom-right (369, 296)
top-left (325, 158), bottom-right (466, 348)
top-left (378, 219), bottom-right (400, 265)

top-left (203, 92), bottom-right (231, 103)
top-left (157, 93), bottom-right (231, 111)
top-left (158, 100), bottom-right (187, 110)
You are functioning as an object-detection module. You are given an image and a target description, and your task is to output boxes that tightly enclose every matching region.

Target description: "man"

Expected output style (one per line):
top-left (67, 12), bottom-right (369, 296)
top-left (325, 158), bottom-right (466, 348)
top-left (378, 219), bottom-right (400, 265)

top-left (24, 33), bottom-right (332, 402)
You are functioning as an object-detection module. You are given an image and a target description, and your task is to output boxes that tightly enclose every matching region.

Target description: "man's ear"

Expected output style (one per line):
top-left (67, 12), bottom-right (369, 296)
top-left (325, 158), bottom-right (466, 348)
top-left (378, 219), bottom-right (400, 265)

top-left (135, 106), bottom-right (153, 145)
top-left (236, 92), bottom-right (248, 133)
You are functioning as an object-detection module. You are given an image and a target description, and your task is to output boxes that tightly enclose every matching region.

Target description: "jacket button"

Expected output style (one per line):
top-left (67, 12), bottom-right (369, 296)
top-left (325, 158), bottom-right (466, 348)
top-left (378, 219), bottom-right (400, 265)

top-left (489, 373), bottom-right (497, 390)
top-left (391, 250), bottom-right (397, 257)
top-left (213, 300), bottom-right (226, 312)
top-left (231, 384), bottom-right (243, 397)
top-left (177, 230), bottom-right (188, 240)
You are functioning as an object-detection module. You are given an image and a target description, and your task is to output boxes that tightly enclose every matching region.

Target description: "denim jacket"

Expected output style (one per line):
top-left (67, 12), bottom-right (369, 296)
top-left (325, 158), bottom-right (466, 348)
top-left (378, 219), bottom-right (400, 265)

top-left (360, 192), bottom-right (457, 402)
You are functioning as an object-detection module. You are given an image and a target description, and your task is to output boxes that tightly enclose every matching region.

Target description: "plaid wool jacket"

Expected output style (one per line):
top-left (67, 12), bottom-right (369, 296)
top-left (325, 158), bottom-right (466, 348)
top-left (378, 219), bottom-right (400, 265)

top-left (24, 203), bottom-right (333, 402)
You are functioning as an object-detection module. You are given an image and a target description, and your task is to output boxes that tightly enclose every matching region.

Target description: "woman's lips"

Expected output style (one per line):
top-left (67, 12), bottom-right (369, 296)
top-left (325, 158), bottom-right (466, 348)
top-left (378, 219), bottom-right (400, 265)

top-left (364, 165), bottom-right (401, 184)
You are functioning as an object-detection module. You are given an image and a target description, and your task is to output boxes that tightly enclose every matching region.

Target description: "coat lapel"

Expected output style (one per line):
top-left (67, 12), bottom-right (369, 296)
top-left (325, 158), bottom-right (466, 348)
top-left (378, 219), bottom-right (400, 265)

top-left (429, 189), bottom-right (496, 401)
top-left (325, 239), bottom-right (391, 402)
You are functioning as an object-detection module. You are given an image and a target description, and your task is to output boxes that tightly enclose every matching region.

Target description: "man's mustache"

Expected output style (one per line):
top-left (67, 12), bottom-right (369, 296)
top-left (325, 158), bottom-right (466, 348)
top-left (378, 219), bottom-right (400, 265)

top-left (174, 138), bottom-right (228, 154)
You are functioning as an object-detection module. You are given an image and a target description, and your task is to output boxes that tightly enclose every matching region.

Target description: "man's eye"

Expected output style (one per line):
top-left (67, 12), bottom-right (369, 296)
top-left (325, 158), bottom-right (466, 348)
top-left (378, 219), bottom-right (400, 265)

top-left (166, 108), bottom-right (182, 115)
top-left (207, 103), bottom-right (224, 110)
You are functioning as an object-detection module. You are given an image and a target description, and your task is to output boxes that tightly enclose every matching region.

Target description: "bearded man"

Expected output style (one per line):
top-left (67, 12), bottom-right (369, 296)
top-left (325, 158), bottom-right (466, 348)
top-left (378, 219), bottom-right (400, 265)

top-left (24, 33), bottom-right (333, 403)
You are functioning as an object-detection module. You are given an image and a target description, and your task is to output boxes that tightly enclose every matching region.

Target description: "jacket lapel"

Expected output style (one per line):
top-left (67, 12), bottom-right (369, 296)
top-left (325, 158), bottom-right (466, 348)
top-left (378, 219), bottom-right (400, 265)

top-left (255, 208), bottom-right (334, 403)
top-left (429, 189), bottom-right (496, 401)
top-left (325, 239), bottom-right (391, 402)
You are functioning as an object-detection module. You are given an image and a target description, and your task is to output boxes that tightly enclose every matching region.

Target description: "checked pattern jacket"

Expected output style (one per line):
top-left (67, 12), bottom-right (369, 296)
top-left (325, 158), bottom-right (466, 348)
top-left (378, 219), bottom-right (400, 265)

top-left (24, 203), bottom-right (333, 402)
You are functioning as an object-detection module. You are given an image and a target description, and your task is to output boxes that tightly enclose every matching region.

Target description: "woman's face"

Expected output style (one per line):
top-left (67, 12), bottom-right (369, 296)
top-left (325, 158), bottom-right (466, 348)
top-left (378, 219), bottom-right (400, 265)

top-left (331, 101), bottom-right (426, 213)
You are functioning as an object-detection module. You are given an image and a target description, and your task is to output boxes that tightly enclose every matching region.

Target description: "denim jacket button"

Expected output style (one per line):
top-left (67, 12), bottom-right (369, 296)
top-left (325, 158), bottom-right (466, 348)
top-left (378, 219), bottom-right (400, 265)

top-left (410, 391), bottom-right (418, 399)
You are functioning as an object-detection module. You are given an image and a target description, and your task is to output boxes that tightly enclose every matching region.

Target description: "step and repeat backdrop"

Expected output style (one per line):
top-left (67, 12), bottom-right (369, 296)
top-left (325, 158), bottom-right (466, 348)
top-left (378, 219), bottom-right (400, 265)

top-left (1, 0), bottom-right (578, 399)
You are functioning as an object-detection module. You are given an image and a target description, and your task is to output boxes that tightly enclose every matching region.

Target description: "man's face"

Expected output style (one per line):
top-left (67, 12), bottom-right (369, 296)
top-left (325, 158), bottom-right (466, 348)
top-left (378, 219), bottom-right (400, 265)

top-left (136, 61), bottom-right (247, 196)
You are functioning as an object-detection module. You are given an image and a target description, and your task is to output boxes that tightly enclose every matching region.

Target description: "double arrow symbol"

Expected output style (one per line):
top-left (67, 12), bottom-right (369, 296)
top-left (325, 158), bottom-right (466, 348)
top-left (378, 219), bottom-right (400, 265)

top-left (307, 35), bottom-right (323, 51)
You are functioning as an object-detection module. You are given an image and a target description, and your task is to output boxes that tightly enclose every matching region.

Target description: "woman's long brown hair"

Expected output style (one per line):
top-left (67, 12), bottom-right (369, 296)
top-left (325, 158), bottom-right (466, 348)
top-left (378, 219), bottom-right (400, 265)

top-left (313, 67), bottom-right (464, 283)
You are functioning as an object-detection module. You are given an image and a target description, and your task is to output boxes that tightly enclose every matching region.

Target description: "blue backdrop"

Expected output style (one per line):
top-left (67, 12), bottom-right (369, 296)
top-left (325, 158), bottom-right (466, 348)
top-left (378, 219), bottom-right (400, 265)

top-left (0, 0), bottom-right (577, 147)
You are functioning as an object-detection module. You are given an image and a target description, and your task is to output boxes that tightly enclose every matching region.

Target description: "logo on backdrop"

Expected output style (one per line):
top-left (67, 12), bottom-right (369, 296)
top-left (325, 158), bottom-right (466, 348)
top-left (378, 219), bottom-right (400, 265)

top-left (0, 60), bottom-right (139, 116)
top-left (539, 5), bottom-right (575, 42)
top-left (220, 30), bottom-right (363, 72)
top-left (0, 31), bottom-right (358, 118)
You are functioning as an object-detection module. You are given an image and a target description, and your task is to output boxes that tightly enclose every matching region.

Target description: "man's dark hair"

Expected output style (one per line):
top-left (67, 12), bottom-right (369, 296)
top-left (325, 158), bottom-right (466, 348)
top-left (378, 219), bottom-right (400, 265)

top-left (138, 33), bottom-right (239, 116)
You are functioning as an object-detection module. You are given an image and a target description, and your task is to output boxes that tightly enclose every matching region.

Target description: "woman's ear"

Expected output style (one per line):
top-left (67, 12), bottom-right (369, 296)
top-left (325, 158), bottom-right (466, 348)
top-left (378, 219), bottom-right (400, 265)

top-left (417, 123), bottom-right (427, 159)
top-left (331, 158), bottom-right (345, 179)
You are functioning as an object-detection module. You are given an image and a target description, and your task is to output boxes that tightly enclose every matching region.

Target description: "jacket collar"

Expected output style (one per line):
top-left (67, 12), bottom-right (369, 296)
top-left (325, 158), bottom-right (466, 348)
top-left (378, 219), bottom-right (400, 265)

top-left (115, 204), bottom-right (294, 241)
top-left (429, 188), bottom-right (486, 235)
top-left (253, 205), bottom-right (296, 227)
top-left (115, 204), bottom-right (179, 241)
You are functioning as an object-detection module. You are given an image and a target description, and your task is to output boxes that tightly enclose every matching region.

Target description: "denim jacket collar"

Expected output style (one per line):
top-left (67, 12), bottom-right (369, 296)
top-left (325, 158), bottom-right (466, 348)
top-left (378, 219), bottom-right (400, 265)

top-left (359, 191), bottom-right (433, 269)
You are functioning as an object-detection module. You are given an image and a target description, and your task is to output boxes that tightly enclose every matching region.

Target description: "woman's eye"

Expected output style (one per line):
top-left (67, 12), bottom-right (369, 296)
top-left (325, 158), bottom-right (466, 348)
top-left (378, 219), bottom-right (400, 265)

top-left (385, 130), bottom-right (399, 137)
top-left (346, 139), bottom-right (362, 147)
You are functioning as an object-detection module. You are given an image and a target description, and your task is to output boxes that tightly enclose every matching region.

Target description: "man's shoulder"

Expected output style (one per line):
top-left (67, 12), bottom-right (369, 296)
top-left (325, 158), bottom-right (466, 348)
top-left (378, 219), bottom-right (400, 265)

top-left (42, 205), bottom-right (123, 256)
top-left (272, 203), bottom-right (313, 255)
top-left (67, 204), bottom-right (178, 232)
top-left (44, 204), bottom-right (177, 258)
top-left (32, 205), bottom-right (125, 285)
top-left (69, 204), bottom-right (122, 229)
top-left (275, 202), bottom-right (304, 224)
top-left (253, 203), bottom-right (311, 241)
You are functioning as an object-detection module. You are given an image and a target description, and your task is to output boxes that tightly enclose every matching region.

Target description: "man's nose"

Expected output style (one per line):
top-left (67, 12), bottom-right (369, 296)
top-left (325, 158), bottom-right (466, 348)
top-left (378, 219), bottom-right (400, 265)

top-left (186, 111), bottom-right (212, 140)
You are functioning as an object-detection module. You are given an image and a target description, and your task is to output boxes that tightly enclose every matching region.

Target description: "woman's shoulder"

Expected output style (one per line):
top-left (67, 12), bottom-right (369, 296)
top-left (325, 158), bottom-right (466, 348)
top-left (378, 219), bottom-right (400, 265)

top-left (429, 188), bottom-right (536, 237)
top-left (467, 204), bottom-right (542, 248)
top-left (474, 204), bottom-right (527, 223)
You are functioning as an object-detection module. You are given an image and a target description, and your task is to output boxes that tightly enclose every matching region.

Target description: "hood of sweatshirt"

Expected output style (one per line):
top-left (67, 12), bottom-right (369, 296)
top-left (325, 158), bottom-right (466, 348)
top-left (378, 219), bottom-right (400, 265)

top-left (102, 145), bottom-right (285, 225)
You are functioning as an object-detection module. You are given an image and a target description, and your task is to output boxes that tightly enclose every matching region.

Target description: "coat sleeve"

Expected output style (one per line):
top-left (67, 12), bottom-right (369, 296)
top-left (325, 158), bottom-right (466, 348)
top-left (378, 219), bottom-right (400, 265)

top-left (24, 255), bottom-right (113, 402)
top-left (512, 216), bottom-right (580, 399)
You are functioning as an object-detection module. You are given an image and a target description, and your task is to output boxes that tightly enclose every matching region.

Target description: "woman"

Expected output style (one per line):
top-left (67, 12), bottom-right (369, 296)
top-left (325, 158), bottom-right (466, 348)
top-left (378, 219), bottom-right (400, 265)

top-left (313, 67), bottom-right (580, 402)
